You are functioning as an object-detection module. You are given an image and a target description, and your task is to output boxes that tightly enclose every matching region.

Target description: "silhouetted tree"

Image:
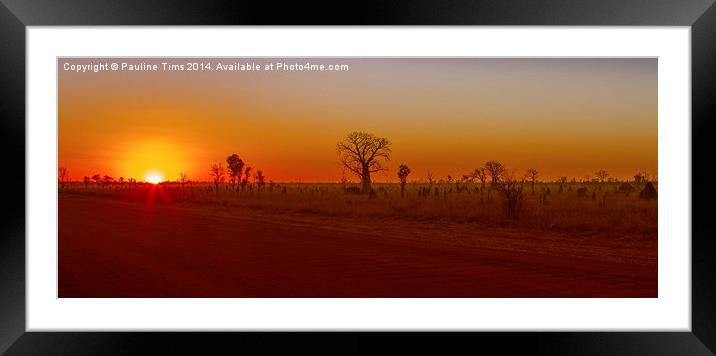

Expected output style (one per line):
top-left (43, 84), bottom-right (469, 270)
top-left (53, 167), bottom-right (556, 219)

top-left (525, 168), bottom-right (539, 195)
top-left (397, 164), bottom-right (411, 197)
top-left (241, 166), bottom-right (252, 189)
top-left (484, 160), bottom-right (505, 188)
top-left (58, 167), bottom-right (68, 189)
top-left (426, 171), bottom-right (435, 188)
top-left (82, 176), bottom-right (90, 188)
top-left (179, 172), bottom-right (188, 194)
top-left (500, 173), bottom-right (524, 219)
top-left (340, 168), bottom-right (349, 189)
top-left (633, 171), bottom-right (651, 185)
top-left (595, 170), bottom-right (609, 183)
top-left (558, 176), bottom-right (568, 193)
top-left (336, 132), bottom-right (391, 194)
top-left (633, 172), bottom-right (644, 184)
top-left (91, 174), bottom-right (101, 185)
top-left (226, 154), bottom-right (245, 192)
top-left (254, 170), bottom-right (265, 192)
top-left (473, 168), bottom-right (487, 189)
top-left (209, 163), bottom-right (225, 194)
top-left (102, 175), bottom-right (114, 184)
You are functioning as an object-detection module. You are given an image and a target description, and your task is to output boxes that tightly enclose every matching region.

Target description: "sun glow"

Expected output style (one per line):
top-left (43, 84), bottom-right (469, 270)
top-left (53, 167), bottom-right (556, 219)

top-left (114, 141), bottom-right (189, 183)
top-left (145, 173), bottom-right (163, 184)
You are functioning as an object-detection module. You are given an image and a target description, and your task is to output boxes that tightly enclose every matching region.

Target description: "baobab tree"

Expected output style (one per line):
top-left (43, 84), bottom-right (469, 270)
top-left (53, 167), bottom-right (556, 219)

top-left (595, 170), bottom-right (609, 183)
top-left (336, 131), bottom-right (392, 194)
top-left (525, 168), bottom-right (539, 195)
top-left (226, 154), bottom-right (245, 192)
top-left (58, 167), bottom-right (68, 189)
top-left (397, 164), bottom-right (411, 197)
top-left (209, 163), bottom-right (225, 194)
top-left (484, 160), bottom-right (505, 188)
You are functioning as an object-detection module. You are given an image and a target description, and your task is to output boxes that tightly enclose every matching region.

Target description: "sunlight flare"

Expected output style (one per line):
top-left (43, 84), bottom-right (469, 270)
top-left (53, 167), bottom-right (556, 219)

top-left (145, 172), bottom-right (163, 184)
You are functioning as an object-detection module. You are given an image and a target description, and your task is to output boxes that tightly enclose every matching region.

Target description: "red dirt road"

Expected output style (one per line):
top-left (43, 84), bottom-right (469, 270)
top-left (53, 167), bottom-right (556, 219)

top-left (59, 194), bottom-right (657, 297)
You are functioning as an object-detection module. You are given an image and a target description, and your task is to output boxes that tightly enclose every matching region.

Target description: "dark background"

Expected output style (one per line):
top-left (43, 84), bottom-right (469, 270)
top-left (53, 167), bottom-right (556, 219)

top-left (1, 0), bottom-right (714, 354)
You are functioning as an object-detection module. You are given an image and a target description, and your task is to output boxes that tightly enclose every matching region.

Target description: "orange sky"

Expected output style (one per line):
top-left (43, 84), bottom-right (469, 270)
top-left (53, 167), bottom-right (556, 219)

top-left (58, 58), bottom-right (657, 183)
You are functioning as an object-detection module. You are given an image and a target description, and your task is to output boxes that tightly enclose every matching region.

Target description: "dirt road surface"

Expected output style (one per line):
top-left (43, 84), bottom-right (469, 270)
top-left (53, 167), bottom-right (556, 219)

top-left (59, 194), bottom-right (656, 297)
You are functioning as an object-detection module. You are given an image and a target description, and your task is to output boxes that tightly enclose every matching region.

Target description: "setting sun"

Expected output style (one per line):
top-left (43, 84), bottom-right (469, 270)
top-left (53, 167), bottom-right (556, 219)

top-left (108, 141), bottom-right (190, 183)
top-left (145, 173), bottom-right (163, 184)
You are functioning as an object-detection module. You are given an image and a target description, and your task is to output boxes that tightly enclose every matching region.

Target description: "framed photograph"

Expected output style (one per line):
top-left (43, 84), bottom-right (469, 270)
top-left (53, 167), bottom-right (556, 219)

top-left (2, 0), bottom-right (715, 354)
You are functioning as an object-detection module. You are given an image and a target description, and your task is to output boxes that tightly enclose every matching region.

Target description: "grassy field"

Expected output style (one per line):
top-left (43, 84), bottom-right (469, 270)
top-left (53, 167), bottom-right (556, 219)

top-left (61, 180), bottom-right (657, 236)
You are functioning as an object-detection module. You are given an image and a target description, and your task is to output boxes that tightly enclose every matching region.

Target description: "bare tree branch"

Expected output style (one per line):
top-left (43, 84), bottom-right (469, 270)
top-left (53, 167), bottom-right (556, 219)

top-left (337, 132), bottom-right (392, 194)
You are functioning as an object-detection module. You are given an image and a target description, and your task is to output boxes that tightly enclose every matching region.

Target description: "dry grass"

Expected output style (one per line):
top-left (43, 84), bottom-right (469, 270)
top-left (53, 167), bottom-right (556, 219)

top-left (61, 181), bottom-right (657, 235)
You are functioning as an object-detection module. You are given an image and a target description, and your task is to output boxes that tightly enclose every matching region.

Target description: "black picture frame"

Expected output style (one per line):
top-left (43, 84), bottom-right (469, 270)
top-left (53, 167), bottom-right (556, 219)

top-left (1, 0), bottom-right (714, 354)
